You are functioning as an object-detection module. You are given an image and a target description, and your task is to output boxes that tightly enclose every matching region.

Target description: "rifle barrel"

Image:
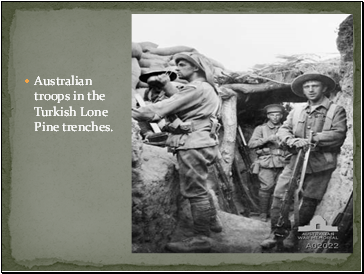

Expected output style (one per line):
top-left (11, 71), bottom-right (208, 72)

top-left (238, 126), bottom-right (247, 146)
top-left (214, 159), bottom-right (239, 215)
top-left (298, 130), bottom-right (314, 189)
top-left (233, 156), bottom-right (260, 212)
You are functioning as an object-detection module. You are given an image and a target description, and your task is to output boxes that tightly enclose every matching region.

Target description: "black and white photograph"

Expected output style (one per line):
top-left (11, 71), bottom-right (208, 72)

top-left (131, 14), bottom-right (354, 254)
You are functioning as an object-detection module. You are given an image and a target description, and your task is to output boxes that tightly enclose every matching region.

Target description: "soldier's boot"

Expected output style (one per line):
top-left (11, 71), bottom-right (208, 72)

top-left (283, 226), bottom-right (298, 251)
top-left (259, 190), bottom-right (271, 222)
top-left (190, 199), bottom-right (211, 237)
top-left (166, 199), bottom-right (212, 253)
top-left (260, 233), bottom-right (278, 249)
top-left (210, 213), bottom-right (223, 233)
top-left (209, 194), bottom-right (223, 233)
top-left (165, 235), bottom-right (211, 253)
top-left (260, 197), bottom-right (282, 249)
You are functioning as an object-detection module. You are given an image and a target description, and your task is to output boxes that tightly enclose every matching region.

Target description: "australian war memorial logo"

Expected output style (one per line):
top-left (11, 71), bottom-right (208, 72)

top-left (297, 215), bottom-right (339, 251)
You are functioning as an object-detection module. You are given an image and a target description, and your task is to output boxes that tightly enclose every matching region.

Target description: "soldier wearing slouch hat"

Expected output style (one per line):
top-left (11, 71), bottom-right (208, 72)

top-left (261, 72), bottom-right (347, 251)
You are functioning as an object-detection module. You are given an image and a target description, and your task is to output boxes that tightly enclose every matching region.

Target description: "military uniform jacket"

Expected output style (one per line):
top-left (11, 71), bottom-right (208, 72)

top-left (278, 96), bottom-right (347, 173)
top-left (248, 121), bottom-right (287, 169)
top-left (133, 80), bottom-right (220, 150)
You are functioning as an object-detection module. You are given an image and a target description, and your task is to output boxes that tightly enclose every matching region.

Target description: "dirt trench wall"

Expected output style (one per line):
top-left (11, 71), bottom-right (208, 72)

top-left (314, 62), bottom-right (353, 224)
top-left (132, 121), bottom-right (180, 253)
top-left (315, 15), bottom-right (354, 224)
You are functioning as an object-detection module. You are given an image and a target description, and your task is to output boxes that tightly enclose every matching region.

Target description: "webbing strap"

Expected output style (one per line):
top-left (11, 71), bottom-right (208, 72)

top-left (323, 103), bottom-right (337, 131)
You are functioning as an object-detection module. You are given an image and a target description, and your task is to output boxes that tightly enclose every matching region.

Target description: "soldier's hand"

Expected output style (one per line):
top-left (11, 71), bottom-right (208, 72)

top-left (293, 138), bottom-right (310, 148)
top-left (147, 75), bottom-right (166, 88)
top-left (151, 74), bottom-right (171, 86)
top-left (286, 138), bottom-right (296, 147)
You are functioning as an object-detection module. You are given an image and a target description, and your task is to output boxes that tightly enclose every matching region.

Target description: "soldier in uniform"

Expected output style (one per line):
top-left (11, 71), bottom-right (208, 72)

top-left (132, 52), bottom-right (222, 253)
top-left (248, 104), bottom-right (288, 222)
top-left (260, 73), bottom-right (347, 250)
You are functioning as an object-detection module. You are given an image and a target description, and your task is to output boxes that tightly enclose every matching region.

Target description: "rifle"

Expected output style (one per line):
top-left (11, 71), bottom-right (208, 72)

top-left (237, 126), bottom-right (253, 168)
top-left (236, 126), bottom-right (260, 210)
top-left (275, 132), bottom-right (314, 244)
top-left (214, 156), bottom-right (239, 215)
top-left (274, 148), bottom-right (305, 242)
top-left (294, 130), bottom-right (314, 225)
top-left (232, 155), bottom-right (260, 214)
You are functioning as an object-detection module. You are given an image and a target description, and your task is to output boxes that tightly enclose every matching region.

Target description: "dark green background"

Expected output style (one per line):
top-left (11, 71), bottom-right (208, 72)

top-left (2, 2), bottom-right (361, 271)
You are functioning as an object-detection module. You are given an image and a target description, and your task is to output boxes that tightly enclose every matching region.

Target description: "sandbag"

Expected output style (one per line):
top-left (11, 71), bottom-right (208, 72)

top-left (132, 58), bottom-right (141, 90)
top-left (138, 41), bottom-right (159, 52)
top-left (141, 52), bottom-right (172, 62)
top-left (138, 58), bottom-right (169, 68)
top-left (132, 42), bottom-right (143, 60)
top-left (141, 67), bottom-right (155, 75)
top-left (145, 45), bottom-right (196, 56)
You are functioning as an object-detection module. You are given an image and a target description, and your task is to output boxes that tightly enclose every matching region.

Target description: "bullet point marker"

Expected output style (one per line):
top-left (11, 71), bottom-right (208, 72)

top-left (25, 79), bottom-right (29, 83)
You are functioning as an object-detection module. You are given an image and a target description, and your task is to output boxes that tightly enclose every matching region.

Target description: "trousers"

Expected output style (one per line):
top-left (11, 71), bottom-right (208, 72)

top-left (177, 146), bottom-right (219, 201)
top-left (176, 145), bottom-right (219, 235)
top-left (258, 167), bottom-right (283, 192)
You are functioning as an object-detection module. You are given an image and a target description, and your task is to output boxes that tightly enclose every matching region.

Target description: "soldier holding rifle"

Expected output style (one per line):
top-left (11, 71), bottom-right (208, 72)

top-left (260, 73), bottom-right (347, 250)
top-left (132, 52), bottom-right (222, 253)
top-left (248, 104), bottom-right (289, 222)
